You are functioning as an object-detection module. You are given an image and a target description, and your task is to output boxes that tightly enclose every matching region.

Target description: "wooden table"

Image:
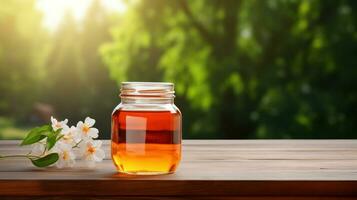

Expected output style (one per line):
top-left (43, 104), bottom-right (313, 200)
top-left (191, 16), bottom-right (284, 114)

top-left (0, 140), bottom-right (357, 199)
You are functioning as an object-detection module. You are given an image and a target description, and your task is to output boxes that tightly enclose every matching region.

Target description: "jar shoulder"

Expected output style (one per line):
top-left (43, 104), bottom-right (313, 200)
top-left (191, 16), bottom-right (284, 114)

top-left (112, 103), bottom-right (181, 115)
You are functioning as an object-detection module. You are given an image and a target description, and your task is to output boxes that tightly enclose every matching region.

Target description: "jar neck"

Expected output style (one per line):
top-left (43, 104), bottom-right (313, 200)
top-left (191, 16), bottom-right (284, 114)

top-left (120, 82), bottom-right (175, 104)
top-left (121, 97), bottom-right (174, 104)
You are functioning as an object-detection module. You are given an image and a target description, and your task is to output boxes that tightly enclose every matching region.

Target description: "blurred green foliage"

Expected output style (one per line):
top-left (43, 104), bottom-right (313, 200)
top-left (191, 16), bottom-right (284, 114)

top-left (0, 0), bottom-right (357, 139)
top-left (0, 0), bottom-right (47, 119)
top-left (0, 117), bottom-right (29, 139)
top-left (0, 0), bottom-right (118, 138)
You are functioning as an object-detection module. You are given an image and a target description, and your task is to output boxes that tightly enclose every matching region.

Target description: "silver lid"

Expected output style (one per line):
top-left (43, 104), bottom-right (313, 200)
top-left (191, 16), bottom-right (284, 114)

top-left (120, 82), bottom-right (175, 98)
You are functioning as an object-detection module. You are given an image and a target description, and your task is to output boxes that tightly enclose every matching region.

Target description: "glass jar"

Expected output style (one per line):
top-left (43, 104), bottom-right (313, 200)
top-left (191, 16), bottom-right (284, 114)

top-left (111, 82), bottom-right (182, 175)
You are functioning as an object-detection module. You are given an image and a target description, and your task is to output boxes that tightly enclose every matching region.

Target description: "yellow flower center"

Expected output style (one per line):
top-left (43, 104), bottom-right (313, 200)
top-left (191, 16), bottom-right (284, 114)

top-left (82, 125), bottom-right (90, 134)
top-left (62, 151), bottom-right (69, 160)
top-left (63, 134), bottom-right (72, 142)
top-left (87, 146), bottom-right (96, 154)
top-left (55, 123), bottom-right (61, 128)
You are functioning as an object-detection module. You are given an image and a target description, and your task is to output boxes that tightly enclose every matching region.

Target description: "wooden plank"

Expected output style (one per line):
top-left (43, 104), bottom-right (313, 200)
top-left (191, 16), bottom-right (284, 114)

top-left (1, 197), bottom-right (357, 200)
top-left (0, 140), bottom-right (357, 197)
top-left (0, 180), bottom-right (357, 196)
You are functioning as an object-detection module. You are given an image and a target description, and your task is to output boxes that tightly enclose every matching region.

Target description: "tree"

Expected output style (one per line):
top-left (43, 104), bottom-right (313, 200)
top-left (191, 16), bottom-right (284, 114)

top-left (102, 0), bottom-right (357, 139)
top-left (80, 0), bottom-right (119, 136)
top-left (0, 0), bottom-right (47, 121)
top-left (45, 12), bottom-right (84, 121)
top-left (44, 1), bottom-right (119, 137)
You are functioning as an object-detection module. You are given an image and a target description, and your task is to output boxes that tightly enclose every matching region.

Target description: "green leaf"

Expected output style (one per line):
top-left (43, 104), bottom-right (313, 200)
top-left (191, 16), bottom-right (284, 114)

top-left (21, 125), bottom-right (52, 146)
top-left (46, 129), bottom-right (61, 151)
top-left (56, 134), bottom-right (64, 142)
top-left (46, 135), bottom-right (57, 151)
top-left (31, 153), bottom-right (59, 167)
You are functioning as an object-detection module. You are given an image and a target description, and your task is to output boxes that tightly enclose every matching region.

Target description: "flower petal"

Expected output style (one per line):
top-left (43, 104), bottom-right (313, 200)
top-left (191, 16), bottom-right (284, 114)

top-left (73, 133), bottom-right (82, 143)
top-left (93, 140), bottom-right (102, 148)
top-left (85, 117), bottom-right (95, 127)
top-left (76, 122), bottom-right (85, 137)
top-left (56, 142), bottom-right (72, 151)
top-left (69, 152), bottom-right (76, 160)
top-left (79, 143), bottom-right (87, 156)
top-left (31, 143), bottom-right (46, 156)
top-left (56, 159), bottom-right (64, 168)
top-left (51, 116), bottom-right (57, 124)
top-left (60, 125), bottom-right (70, 134)
top-left (51, 117), bottom-right (58, 131)
top-left (76, 121), bottom-right (84, 128)
top-left (88, 128), bottom-right (99, 138)
top-left (61, 126), bottom-right (70, 135)
top-left (94, 149), bottom-right (105, 161)
top-left (62, 118), bottom-right (68, 125)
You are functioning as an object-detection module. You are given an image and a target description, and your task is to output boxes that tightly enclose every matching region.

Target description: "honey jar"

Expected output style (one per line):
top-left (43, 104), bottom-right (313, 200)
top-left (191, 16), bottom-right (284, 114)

top-left (111, 82), bottom-right (182, 175)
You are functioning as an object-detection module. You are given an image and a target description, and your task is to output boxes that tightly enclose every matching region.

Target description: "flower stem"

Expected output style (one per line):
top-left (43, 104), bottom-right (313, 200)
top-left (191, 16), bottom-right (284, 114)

top-left (0, 154), bottom-right (40, 159)
top-left (72, 139), bottom-right (83, 148)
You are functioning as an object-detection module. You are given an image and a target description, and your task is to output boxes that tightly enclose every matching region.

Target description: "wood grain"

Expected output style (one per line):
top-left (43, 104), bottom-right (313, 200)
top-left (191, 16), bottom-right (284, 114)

top-left (0, 140), bottom-right (357, 198)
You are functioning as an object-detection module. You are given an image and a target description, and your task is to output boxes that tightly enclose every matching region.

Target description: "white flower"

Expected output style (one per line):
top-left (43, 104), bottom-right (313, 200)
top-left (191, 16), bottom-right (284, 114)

top-left (31, 141), bottom-right (46, 156)
top-left (60, 126), bottom-right (81, 145)
top-left (80, 140), bottom-right (105, 167)
top-left (55, 142), bottom-right (76, 168)
top-left (76, 117), bottom-right (99, 140)
top-left (51, 116), bottom-right (68, 131)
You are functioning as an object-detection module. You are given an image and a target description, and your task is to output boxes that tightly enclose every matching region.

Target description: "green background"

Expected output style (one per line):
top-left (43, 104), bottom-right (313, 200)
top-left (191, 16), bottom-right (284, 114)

top-left (1, 0), bottom-right (356, 139)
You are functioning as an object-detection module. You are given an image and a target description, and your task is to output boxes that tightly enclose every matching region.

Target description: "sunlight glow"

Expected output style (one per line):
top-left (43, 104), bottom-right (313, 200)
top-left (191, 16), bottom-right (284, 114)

top-left (36, 0), bottom-right (127, 31)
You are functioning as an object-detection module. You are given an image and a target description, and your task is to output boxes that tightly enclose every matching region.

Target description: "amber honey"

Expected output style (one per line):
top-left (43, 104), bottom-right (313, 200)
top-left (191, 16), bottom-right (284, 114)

top-left (111, 106), bottom-right (181, 174)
